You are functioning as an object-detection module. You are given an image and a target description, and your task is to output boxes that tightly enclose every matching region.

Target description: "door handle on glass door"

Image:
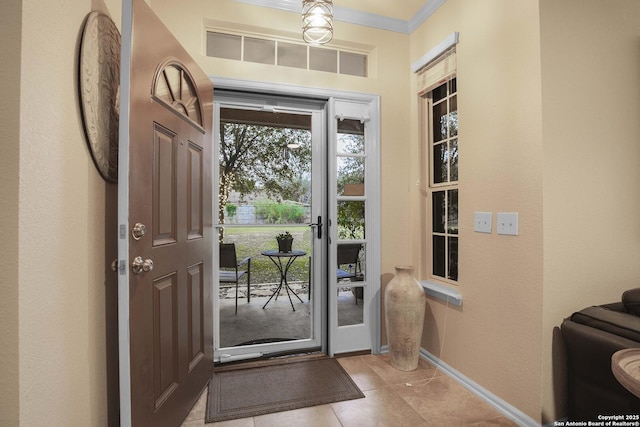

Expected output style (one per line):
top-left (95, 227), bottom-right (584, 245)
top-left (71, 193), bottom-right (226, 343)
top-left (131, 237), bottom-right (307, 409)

top-left (309, 215), bottom-right (322, 239)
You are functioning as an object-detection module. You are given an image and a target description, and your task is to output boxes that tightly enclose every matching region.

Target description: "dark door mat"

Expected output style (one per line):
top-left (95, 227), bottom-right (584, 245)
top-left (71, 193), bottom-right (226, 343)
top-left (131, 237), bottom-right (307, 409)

top-left (206, 357), bottom-right (364, 423)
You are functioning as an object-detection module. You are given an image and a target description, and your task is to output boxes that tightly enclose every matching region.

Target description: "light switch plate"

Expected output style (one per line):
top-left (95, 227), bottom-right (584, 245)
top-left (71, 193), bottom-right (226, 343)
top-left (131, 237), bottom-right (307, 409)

top-left (497, 212), bottom-right (518, 236)
top-left (474, 212), bottom-right (492, 233)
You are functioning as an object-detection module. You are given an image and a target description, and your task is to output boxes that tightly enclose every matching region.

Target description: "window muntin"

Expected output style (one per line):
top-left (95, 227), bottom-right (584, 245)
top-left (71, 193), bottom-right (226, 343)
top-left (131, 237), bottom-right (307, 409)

top-left (335, 117), bottom-right (367, 326)
top-left (430, 79), bottom-right (458, 187)
top-left (427, 78), bottom-right (458, 282)
top-left (152, 63), bottom-right (204, 128)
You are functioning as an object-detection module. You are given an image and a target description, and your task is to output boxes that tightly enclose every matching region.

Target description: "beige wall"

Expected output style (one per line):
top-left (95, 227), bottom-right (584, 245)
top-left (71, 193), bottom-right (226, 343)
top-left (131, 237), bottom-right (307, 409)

top-left (408, 0), bottom-right (640, 422)
top-left (409, 0), bottom-right (544, 422)
top-left (5, 0), bottom-right (117, 425)
top-left (540, 0), bottom-right (640, 421)
top-left (0, 1), bottom-right (22, 425)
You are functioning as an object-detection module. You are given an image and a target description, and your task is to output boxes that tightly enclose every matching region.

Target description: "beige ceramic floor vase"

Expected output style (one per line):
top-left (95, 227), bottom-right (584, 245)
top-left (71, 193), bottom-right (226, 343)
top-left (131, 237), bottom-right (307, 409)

top-left (385, 265), bottom-right (426, 371)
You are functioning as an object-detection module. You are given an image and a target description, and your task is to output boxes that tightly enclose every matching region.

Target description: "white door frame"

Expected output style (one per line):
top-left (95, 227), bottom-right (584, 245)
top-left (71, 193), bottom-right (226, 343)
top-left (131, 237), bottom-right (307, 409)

top-left (210, 77), bottom-right (381, 357)
top-left (117, 1), bottom-right (133, 425)
top-left (212, 91), bottom-right (326, 362)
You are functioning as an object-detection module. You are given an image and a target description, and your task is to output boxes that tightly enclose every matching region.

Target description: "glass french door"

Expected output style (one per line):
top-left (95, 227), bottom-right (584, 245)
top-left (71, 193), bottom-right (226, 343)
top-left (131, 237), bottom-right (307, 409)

top-left (328, 99), bottom-right (380, 355)
top-left (213, 91), bottom-right (326, 362)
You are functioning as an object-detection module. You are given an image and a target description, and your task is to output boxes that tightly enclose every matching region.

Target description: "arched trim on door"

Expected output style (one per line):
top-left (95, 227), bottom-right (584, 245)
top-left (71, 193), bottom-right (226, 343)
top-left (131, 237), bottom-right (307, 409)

top-left (152, 60), bottom-right (205, 131)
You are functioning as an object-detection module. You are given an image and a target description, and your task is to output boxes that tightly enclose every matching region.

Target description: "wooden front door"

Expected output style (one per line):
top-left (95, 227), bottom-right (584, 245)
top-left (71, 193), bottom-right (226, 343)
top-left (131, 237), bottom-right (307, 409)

top-left (119, 1), bottom-right (213, 425)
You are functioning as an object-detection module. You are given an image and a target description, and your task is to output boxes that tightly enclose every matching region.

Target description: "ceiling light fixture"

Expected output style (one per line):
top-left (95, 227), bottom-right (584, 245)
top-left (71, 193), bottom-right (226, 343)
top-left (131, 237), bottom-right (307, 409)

top-left (302, 0), bottom-right (333, 45)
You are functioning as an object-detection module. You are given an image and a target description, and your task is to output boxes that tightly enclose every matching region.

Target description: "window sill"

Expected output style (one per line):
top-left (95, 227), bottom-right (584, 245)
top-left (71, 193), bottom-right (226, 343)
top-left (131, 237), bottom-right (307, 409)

top-left (419, 280), bottom-right (463, 307)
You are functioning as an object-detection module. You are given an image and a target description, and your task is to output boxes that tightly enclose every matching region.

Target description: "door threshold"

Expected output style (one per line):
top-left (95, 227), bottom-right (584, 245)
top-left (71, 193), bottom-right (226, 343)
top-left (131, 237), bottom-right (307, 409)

top-left (214, 348), bottom-right (325, 372)
top-left (335, 349), bottom-right (372, 358)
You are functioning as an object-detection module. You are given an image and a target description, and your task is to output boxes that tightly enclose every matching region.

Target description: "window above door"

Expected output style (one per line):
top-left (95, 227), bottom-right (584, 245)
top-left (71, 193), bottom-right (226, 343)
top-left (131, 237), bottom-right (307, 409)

top-left (205, 30), bottom-right (369, 77)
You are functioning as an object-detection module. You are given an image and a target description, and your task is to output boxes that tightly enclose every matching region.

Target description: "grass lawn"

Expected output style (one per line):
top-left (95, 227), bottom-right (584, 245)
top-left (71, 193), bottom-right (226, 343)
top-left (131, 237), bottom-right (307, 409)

top-left (220, 225), bottom-right (313, 284)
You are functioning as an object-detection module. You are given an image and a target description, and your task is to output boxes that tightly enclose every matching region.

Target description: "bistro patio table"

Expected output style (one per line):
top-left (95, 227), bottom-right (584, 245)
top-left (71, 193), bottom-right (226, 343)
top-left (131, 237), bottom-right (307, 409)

top-left (261, 249), bottom-right (307, 311)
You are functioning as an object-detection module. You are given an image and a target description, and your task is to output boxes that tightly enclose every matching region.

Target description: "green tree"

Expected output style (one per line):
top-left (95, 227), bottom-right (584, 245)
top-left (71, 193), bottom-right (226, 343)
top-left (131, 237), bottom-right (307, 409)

top-left (219, 120), bottom-right (311, 238)
top-left (337, 132), bottom-right (365, 239)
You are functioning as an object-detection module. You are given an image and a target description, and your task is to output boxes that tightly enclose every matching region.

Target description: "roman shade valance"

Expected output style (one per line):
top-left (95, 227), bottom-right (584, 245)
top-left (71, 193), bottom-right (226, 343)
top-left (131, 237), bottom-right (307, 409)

top-left (413, 32), bottom-right (459, 94)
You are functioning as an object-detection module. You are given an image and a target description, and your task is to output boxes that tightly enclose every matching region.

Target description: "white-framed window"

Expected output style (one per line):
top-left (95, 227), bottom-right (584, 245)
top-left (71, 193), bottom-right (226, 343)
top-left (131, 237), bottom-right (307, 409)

top-left (424, 78), bottom-right (458, 282)
top-left (415, 33), bottom-right (459, 284)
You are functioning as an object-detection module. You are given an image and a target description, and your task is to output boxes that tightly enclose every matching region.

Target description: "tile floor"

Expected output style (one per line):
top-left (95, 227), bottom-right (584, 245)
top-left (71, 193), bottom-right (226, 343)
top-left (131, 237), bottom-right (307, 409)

top-left (181, 354), bottom-right (519, 426)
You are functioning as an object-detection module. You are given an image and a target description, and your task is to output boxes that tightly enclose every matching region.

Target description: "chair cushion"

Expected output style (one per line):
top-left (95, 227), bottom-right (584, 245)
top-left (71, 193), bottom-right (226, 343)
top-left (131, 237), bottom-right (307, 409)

top-left (570, 306), bottom-right (640, 343)
top-left (337, 268), bottom-right (355, 280)
top-left (622, 288), bottom-right (640, 316)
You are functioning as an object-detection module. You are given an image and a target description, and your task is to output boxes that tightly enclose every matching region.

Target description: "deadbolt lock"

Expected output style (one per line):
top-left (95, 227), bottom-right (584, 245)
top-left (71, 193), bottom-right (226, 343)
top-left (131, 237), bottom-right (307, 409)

top-left (132, 256), bottom-right (154, 274)
top-left (131, 223), bottom-right (146, 240)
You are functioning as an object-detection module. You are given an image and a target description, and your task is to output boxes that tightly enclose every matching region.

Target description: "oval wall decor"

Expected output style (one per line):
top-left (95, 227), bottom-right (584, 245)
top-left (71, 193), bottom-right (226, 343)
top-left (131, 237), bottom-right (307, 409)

top-left (78, 11), bottom-right (121, 183)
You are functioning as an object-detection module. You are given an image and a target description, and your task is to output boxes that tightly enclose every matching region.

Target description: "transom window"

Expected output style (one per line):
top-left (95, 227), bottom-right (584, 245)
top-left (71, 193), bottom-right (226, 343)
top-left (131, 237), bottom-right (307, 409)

top-left (426, 78), bottom-right (458, 282)
top-left (206, 31), bottom-right (368, 77)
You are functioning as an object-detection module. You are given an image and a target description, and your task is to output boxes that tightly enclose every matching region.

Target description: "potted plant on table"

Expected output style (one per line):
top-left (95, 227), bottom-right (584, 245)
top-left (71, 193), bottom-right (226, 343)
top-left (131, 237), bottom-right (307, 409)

top-left (276, 231), bottom-right (293, 253)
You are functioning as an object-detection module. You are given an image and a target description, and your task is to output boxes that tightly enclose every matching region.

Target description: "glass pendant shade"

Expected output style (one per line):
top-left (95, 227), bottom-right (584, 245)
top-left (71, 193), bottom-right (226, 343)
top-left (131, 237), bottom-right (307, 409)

top-left (302, 0), bottom-right (333, 45)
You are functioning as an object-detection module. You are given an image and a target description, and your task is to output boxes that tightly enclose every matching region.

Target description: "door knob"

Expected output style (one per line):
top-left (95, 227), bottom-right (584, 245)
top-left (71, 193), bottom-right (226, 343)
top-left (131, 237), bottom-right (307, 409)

top-left (132, 256), bottom-right (154, 274)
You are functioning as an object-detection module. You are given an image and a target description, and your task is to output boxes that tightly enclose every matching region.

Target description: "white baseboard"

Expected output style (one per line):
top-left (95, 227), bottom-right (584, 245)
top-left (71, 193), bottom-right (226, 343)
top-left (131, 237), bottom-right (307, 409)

top-left (380, 345), bottom-right (540, 427)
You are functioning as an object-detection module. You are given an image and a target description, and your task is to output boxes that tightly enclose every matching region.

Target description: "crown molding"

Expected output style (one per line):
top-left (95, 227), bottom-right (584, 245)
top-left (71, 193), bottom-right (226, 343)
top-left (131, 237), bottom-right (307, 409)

top-left (233, 0), bottom-right (298, 14)
top-left (408, 0), bottom-right (446, 33)
top-left (232, 0), bottom-right (445, 34)
top-left (335, 7), bottom-right (408, 34)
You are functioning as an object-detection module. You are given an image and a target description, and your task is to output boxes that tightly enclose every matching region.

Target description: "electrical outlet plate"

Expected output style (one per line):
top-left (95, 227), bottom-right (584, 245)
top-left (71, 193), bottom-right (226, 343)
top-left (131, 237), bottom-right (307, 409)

top-left (474, 212), bottom-right (492, 233)
top-left (497, 212), bottom-right (518, 236)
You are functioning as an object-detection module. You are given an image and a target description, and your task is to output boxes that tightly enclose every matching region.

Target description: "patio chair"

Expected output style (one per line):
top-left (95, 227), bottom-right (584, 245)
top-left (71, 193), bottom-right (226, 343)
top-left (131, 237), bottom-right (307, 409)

top-left (219, 243), bottom-right (251, 314)
top-left (337, 243), bottom-right (363, 304)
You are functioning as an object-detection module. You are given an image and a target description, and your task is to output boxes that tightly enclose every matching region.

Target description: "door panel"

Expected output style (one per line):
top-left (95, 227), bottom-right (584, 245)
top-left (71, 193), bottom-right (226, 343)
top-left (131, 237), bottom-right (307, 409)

top-left (153, 125), bottom-right (177, 245)
top-left (187, 144), bottom-right (204, 239)
top-left (187, 263), bottom-right (205, 371)
top-left (119, 1), bottom-right (213, 425)
top-left (152, 273), bottom-right (179, 409)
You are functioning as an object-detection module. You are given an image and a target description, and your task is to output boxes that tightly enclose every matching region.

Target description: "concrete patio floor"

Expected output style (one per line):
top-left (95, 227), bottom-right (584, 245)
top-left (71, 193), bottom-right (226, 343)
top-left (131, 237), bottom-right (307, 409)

top-left (218, 284), bottom-right (363, 348)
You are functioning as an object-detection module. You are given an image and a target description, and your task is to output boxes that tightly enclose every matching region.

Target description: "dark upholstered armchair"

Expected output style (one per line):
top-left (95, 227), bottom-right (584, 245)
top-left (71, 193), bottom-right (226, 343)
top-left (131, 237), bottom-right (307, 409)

top-left (561, 288), bottom-right (640, 420)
